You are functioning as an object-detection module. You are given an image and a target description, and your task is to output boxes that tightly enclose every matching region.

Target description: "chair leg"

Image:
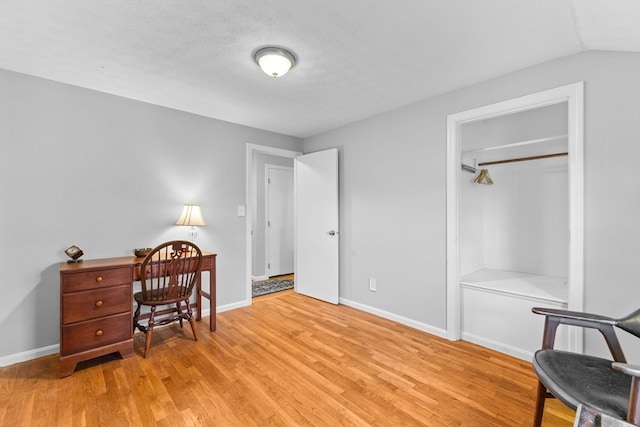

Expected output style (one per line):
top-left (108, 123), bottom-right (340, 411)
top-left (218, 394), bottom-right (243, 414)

top-left (534, 381), bottom-right (547, 427)
top-left (133, 303), bottom-right (141, 333)
top-left (144, 329), bottom-right (153, 358)
top-left (628, 376), bottom-right (640, 424)
top-left (574, 405), bottom-right (599, 427)
top-left (143, 307), bottom-right (156, 358)
top-left (177, 302), bottom-right (183, 328)
top-left (188, 316), bottom-right (198, 342)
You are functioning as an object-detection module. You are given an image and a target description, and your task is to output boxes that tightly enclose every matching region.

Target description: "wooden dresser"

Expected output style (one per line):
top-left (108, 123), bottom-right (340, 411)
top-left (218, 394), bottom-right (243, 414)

top-left (59, 261), bottom-right (134, 377)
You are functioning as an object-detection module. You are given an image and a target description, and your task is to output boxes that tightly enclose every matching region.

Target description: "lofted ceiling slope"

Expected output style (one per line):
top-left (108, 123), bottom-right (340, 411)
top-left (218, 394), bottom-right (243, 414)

top-left (1, 0), bottom-right (639, 138)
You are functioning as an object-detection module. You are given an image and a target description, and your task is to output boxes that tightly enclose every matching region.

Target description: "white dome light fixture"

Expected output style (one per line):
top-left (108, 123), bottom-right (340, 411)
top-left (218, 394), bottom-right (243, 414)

top-left (253, 47), bottom-right (297, 78)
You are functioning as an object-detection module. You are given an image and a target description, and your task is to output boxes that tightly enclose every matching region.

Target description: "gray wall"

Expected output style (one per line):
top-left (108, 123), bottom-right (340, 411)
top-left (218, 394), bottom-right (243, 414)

top-left (1, 50), bottom-right (638, 364)
top-left (304, 51), bottom-right (640, 359)
top-left (0, 69), bottom-right (302, 361)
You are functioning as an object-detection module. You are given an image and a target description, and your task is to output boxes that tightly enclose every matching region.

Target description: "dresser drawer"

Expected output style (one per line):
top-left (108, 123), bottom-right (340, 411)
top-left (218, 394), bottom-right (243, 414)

top-left (61, 267), bottom-right (131, 293)
top-left (61, 312), bottom-right (132, 355)
top-left (62, 284), bottom-right (131, 324)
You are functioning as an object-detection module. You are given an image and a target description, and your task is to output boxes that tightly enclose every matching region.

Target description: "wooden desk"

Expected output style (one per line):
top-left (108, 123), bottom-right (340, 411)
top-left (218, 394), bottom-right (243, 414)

top-left (58, 252), bottom-right (216, 377)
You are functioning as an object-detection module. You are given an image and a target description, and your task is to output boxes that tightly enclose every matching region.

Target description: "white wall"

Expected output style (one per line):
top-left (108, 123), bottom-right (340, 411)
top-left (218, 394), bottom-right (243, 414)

top-left (480, 158), bottom-right (569, 277)
top-left (303, 51), bottom-right (640, 358)
top-left (0, 69), bottom-right (302, 363)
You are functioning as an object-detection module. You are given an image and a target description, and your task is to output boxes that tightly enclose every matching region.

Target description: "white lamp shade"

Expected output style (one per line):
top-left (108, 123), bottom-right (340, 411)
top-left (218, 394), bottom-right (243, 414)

top-left (254, 47), bottom-right (296, 78)
top-left (176, 204), bottom-right (206, 226)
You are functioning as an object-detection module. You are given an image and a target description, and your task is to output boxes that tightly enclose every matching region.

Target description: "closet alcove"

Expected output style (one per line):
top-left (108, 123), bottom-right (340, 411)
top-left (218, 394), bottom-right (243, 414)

top-left (459, 103), bottom-right (571, 358)
top-left (446, 82), bottom-right (584, 361)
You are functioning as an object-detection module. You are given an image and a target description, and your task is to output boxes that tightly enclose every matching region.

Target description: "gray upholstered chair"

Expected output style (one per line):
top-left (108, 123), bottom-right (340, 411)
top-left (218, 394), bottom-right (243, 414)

top-left (531, 307), bottom-right (640, 426)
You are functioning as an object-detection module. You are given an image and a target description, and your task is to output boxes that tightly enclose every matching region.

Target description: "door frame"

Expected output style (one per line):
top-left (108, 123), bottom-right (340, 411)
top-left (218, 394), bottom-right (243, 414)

top-left (445, 82), bottom-right (584, 352)
top-left (246, 143), bottom-right (302, 306)
top-left (264, 164), bottom-right (294, 277)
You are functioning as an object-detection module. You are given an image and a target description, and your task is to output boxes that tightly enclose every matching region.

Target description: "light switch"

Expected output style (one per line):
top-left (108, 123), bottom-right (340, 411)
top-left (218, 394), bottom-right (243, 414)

top-left (237, 205), bottom-right (246, 217)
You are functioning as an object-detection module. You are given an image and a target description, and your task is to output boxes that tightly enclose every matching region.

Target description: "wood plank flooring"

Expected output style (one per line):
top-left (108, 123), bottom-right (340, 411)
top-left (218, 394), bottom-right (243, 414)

top-left (0, 290), bottom-right (573, 426)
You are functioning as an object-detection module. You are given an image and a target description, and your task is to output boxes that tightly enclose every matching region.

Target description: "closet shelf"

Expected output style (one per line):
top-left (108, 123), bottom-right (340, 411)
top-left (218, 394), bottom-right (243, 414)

top-left (460, 268), bottom-right (568, 304)
top-left (462, 134), bottom-right (568, 157)
top-left (461, 134), bottom-right (569, 169)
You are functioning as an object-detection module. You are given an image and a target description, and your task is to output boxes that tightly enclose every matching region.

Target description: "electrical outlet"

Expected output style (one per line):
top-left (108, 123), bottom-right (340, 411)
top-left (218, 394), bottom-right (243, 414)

top-left (368, 277), bottom-right (376, 292)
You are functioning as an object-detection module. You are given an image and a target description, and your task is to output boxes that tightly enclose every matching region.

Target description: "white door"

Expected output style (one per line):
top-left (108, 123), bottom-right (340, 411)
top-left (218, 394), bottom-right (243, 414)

top-left (295, 148), bottom-right (339, 304)
top-left (266, 166), bottom-right (294, 276)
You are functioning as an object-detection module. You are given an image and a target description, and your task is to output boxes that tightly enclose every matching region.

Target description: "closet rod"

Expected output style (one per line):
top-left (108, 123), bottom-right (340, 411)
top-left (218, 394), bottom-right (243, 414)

top-left (478, 152), bottom-right (568, 166)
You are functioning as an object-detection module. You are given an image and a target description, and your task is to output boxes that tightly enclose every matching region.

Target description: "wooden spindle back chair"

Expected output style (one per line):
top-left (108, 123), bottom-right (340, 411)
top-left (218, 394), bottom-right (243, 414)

top-left (133, 240), bottom-right (202, 357)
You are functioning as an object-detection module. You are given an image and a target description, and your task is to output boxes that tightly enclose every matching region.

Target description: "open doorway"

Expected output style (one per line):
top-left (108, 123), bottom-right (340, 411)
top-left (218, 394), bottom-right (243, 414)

top-left (253, 159), bottom-right (294, 298)
top-left (251, 156), bottom-right (294, 281)
top-left (246, 144), bottom-right (301, 304)
top-left (246, 145), bottom-right (340, 305)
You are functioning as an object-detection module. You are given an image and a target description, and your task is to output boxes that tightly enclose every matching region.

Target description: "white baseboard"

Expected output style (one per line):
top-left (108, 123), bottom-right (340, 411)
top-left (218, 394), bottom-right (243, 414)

top-left (339, 297), bottom-right (448, 339)
top-left (216, 300), bottom-right (250, 314)
top-left (251, 275), bottom-right (268, 282)
top-left (0, 344), bottom-right (59, 367)
top-left (461, 331), bottom-right (533, 361)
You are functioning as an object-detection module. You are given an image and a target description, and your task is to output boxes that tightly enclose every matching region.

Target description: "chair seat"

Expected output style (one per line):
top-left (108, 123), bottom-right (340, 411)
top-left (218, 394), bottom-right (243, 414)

top-left (533, 349), bottom-right (631, 420)
top-left (133, 287), bottom-right (190, 305)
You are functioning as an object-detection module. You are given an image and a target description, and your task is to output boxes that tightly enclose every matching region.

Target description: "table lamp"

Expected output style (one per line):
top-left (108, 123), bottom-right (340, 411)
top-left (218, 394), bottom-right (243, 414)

top-left (176, 204), bottom-right (207, 242)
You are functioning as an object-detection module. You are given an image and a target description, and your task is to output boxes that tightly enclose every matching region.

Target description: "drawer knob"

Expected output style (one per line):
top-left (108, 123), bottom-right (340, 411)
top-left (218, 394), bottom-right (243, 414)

top-left (96, 276), bottom-right (103, 283)
top-left (95, 329), bottom-right (104, 337)
top-left (95, 300), bottom-right (104, 308)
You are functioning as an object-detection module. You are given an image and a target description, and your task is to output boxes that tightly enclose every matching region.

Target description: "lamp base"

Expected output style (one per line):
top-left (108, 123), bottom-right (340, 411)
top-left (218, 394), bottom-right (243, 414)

top-left (66, 259), bottom-right (83, 264)
top-left (188, 226), bottom-right (198, 243)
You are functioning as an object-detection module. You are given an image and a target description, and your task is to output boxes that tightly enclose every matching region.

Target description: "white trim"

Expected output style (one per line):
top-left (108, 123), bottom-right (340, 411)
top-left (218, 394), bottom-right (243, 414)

top-left (446, 113), bottom-right (461, 340)
top-left (339, 298), bottom-right (448, 339)
top-left (461, 332), bottom-right (533, 361)
top-left (0, 344), bottom-right (59, 367)
top-left (246, 143), bottom-right (302, 308)
top-left (446, 82), bottom-right (585, 352)
top-left (567, 83), bottom-right (585, 354)
top-left (251, 274), bottom-right (269, 282)
top-left (216, 300), bottom-right (250, 314)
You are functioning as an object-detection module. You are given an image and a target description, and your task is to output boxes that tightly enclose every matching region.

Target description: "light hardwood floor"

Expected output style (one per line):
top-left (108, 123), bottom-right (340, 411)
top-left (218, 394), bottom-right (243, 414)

top-left (1, 290), bottom-right (573, 426)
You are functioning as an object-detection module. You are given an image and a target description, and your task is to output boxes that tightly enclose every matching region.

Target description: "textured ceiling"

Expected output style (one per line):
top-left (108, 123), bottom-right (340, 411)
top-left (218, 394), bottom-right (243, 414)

top-left (1, 1), bottom-right (639, 138)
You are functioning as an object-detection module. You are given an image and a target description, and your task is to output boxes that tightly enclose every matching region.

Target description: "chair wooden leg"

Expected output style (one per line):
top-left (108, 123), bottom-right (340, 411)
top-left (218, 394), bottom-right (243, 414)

top-left (143, 307), bottom-right (156, 358)
top-left (133, 303), bottom-right (141, 333)
top-left (177, 302), bottom-right (184, 328)
top-left (534, 381), bottom-right (547, 427)
top-left (188, 316), bottom-right (198, 342)
top-left (144, 329), bottom-right (153, 358)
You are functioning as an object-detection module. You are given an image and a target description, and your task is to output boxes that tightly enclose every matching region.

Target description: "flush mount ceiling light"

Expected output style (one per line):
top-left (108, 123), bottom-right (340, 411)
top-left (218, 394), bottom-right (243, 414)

top-left (253, 47), bottom-right (297, 78)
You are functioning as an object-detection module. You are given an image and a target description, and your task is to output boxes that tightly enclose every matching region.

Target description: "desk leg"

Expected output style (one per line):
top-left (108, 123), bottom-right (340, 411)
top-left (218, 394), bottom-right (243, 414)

top-left (195, 269), bottom-right (216, 332)
top-left (209, 268), bottom-right (216, 331)
top-left (196, 271), bottom-right (203, 322)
